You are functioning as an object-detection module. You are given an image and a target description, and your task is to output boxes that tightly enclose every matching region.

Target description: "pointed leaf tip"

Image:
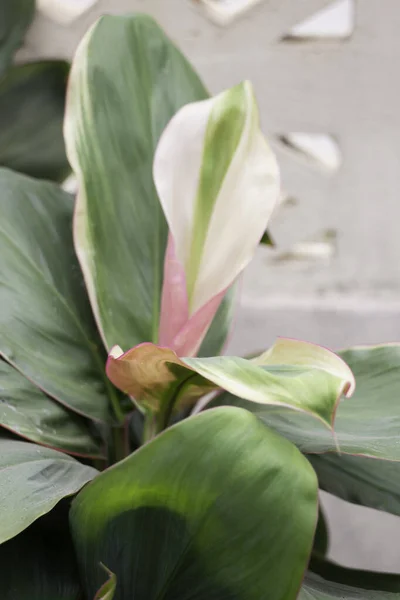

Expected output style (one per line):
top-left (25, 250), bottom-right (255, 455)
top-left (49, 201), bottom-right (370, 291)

top-left (109, 345), bottom-right (124, 359)
top-left (255, 337), bottom-right (356, 401)
top-left (154, 80), bottom-right (280, 316)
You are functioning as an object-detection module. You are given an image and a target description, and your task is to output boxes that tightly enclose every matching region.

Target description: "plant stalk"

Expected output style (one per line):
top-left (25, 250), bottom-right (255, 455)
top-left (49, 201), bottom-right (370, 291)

top-left (111, 424), bottom-right (127, 464)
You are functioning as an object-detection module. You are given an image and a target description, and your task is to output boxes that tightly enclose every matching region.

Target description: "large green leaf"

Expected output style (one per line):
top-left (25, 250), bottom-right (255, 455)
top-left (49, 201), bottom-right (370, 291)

top-left (64, 13), bottom-right (220, 353)
top-left (0, 360), bottom-right (103, 457)
top-left (0, 0), bottom-right (35, 76)
top-left (307, 345), bottom-right (400, 515)
top-left (0, 168), bottom-right (116, 422)
top-left (301, 558), bottom-right (400, 600)
top-left (70, 407), bottom-right (318, 600)
top-left (309, 453), bottom-right (400, 517)
top-left (214, 344), bottom-right (400, 514)
top-left (0, 436), bottom-right (97, 543)
top-left (0, 61), bottom-right (70, 182)
top-left (1, 501), bottom-right (83, 600)
top-left (106, 339), bottom-right (353, 432)
top-left (215, 345), bottom-right (400, 459)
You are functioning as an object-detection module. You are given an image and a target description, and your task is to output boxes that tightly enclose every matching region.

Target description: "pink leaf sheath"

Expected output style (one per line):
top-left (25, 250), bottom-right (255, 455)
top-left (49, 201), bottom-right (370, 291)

top-left (158, 235), bottom-right (189, 349)
top-left (159, 234), bottom-right (225, 357)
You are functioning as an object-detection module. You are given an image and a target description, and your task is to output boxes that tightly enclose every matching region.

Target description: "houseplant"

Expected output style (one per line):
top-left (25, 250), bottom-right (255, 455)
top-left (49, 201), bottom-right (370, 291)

top-left (1, 12), bottom-right (400, 600)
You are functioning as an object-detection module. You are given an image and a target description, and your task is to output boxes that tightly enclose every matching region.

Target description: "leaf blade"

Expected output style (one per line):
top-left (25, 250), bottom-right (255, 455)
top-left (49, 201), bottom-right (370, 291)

top-left (0, 360), bottom-right (104, 458)
top-left (0, 0), bottom-right (35, 75)
top-left (0, 502), bottom-right (83, 600)
top-left (301, 557), bottom-right (400, 600)
top-left (0, 61), bottom-right (71, 182)
top-left (70, 407), bottom-right (318, 600)
top-left (0, 168), bottom-right (114, 423)
top-left (215, 343), bottom-right (400, 515)
top-left (0, 436), bottom-right (97, 543)
top-left (64, 13), bottom-right (210, 351)
top-left (107, 339), bottom-right (354, 429)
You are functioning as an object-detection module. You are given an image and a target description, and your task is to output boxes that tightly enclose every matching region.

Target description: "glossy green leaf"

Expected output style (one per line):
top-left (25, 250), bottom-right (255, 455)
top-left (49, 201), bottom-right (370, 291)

top-left (0, 0), bottom-right (35, 75)
top-left (0, 360), bottom-right (103, 458)
top-left (107, 338), bottom-right (354, 430)
top-left (1, 501), bottom-right (83, 600)
top-left (215, 394), bottom-right (400, 515)
top-left (215, 344), bottom-right (400, 459)
top-left (65, 13), bottom-right (215, 351)
top-left (0, 436), bottom-right (97, 543)
top-left (301, 558), bottom-right (400, 600)
top-left (0, 168), bottom-right (116, 423)
top-left (309, 453), bottom-right (400, 517)
top-left (71, 407), bottom-right (318, 600)
top-left (0, 61), bottom-right (70, 181)
top-left (305, 345), bottom-right (400, 515)
top-left (214, 344), bottom-right (400, 514)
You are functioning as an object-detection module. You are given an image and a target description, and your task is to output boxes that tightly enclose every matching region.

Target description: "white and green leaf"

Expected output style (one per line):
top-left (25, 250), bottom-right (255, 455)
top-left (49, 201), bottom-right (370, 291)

top-left (154, 80), bottom-right (280, 314)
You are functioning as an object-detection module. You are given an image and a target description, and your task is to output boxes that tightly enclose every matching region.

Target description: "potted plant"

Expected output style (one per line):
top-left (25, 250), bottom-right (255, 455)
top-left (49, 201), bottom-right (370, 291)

top-left (1, 12), bottom-right (400, 600)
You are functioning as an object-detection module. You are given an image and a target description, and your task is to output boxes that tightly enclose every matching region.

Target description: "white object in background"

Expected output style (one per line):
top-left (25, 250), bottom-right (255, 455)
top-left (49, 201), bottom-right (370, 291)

top-left (37, 0), bottom-right (98, 24)
top-left (272, 230), bottom-right (337, 262)
top-left (280, 133), bottom-right (342, 172)
top-left (198, 0), bottom-right (265, 26)
top-left (289, 0), bottom-right (354, 38)
top-left (62, 174), bottom-right (78, 194)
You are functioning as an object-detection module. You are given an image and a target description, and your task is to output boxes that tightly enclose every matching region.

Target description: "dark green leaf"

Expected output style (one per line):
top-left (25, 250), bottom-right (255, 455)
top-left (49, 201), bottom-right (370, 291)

top-left (0, 436), bottom-right (97, 543)
top-left (0, 0), bottom-right (35, 75)
top-left (307, 346), bottom-right (400, 516)
top-left (0, 168), bottom-right (116, 422)
top-left (313, 505), bottom-right (329, 558)
top-left (1, 500), bottom-right (83, 600)
top-left (0, 61), bottom-right (71, 182)
top-left (309, 453), bottom-right (400, 517)
top-left (0, 359), bottom-right (104, 457)
top-left (301, 557), bottom-right (400, 600)
top-left (64, 13), bottom-right (229, 352)
top-left (70, 407), bottom-right (318, 600)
